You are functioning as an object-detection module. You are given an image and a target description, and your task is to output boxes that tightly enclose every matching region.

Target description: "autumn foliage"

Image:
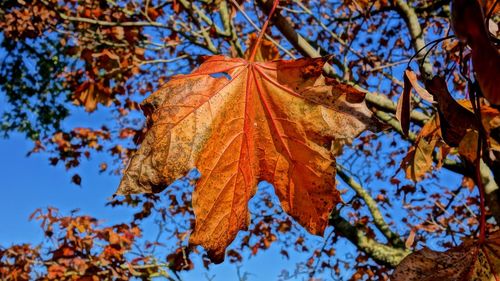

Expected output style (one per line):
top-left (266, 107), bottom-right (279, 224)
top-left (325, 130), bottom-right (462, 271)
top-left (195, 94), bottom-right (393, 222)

top-left (1, 0), bottom-right (500, 280)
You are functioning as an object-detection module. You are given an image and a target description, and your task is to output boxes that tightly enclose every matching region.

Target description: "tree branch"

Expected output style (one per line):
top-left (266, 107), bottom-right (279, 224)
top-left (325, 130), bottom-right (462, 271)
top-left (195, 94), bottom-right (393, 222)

top-left (329, 210), bottom-right (411, 267)
top-left (337, 164), bottom-right (405, 247)
top-left (218, 0), bottom-right (244, 57)
top-left (56, 12), bottom-right (171, 29)
top-left (229, 0), bottom-right (296, 58)
top-left (255, 0), bottom-right (345, 72)
top-left (393, 0), bottom-right (432, 77)
top-left (177, 0), bottom-right (231, 36)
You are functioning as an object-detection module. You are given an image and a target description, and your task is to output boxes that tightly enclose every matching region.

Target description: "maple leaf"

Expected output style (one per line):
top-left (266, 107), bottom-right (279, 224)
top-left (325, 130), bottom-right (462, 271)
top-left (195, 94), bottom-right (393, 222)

top-left (117, 55), bottom-right (375, 262)
top-left (392, 231), bottom-right (500, 280)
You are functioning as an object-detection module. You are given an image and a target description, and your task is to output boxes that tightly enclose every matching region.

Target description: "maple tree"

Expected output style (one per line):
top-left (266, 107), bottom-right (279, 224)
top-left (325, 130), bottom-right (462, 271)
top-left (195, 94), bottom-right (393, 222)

top-left (1, 0), bottom-right (500, 280)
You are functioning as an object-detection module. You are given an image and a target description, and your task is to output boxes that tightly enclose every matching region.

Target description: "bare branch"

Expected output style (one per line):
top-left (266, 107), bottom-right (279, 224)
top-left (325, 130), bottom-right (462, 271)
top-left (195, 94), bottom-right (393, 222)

top-left (394, 0), bottom-right (433, 77)
top-left (329, 210), bottom-right (411, 267)
top-left (337, 164), bottom-right (405, 247)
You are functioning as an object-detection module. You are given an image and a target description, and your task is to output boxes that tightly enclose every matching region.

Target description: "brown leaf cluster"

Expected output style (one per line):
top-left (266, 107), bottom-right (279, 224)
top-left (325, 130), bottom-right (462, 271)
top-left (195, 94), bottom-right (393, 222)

top-left (0, 208), bottom-right (162, 280)
top-left (49, 127), bottom-right (111, 171)
top-left (1, 0), bottom-right (149, 112)
top-left (69, 42), bottom-right (146, 112)
top-left (401, 102), bottom-right (500, 181)
top-left (0, 244), bottom-right (40, 281)
top-left (0, 0), bottom-right (57, 39)
top-left (400, 73), bottom-right (500, 181)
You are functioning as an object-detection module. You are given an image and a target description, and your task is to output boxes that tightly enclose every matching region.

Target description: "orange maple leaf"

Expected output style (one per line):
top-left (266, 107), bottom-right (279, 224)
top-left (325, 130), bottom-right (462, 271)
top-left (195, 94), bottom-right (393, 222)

top-left (117, 55), bottom-right (375, 262)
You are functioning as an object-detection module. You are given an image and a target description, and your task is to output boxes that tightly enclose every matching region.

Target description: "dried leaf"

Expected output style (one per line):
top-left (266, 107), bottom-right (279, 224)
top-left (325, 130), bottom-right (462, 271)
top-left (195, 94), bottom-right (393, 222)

top-left (458, 129), bottom-right (479, 163)
top-left (402, 115), bottom-right (445, 181)
top-left (344, 0), bottom-right (389, 12)
top-left (425, 76), bottom-right (479, 147)
top-left (244, 33), bottom-right (280, 62)
top-left (457, 100), bottom-right (500, 154)
top-left (73, 81), bottom-right (112, 112)
top-left (490, 114), bottom-right (500, 151)
top-left (470, 35), bottom-right (500, 106)
top-left (403, 97), bottom-right (500, 178)
top-left (452, 0), bottom-right (500, 34)
top-left (402, 138), bottom-right (436, 181)
top-left (405, 228), bottom-right (416, 249)
top-left (436, 144), bottom-right (451, 169)
top-left (481, 0), bottom-right (500, 15)
top-left (452, 0), bottom-right (500, 105)
top-left (396, 70), bottom-right (434, 137)
top-left (451, 0), bottom-right (487, 42)
top-left (392, 231), bottom-right (500, 281)
top-left (404, 69), bottom-right (434, 103)
top-left (117, 55), bottom-right (375, 262)
top-left (325, 77), bottom-right (366, 104)
top-left (462, 176), bottom-right (476, 191)
top-left (71, 174), bottom-right (82, 186)
top-left (396, 71), bottom-right (412, 137)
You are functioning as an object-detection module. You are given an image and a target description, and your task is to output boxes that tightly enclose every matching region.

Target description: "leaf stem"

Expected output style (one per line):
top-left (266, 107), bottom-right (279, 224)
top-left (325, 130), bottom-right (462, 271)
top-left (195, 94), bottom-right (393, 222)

top-left (471, 85), bottom-right (486, 244)
top-left (476, 129), bottom-right (486, 244)
top-left (248, 0), bottom-right (279, 62)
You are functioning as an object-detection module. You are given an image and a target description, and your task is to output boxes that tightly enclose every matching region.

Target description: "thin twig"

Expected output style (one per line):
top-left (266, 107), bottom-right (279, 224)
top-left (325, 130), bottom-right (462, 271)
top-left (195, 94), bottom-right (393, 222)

top-left (229, 0), bottom-right (295, 58)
